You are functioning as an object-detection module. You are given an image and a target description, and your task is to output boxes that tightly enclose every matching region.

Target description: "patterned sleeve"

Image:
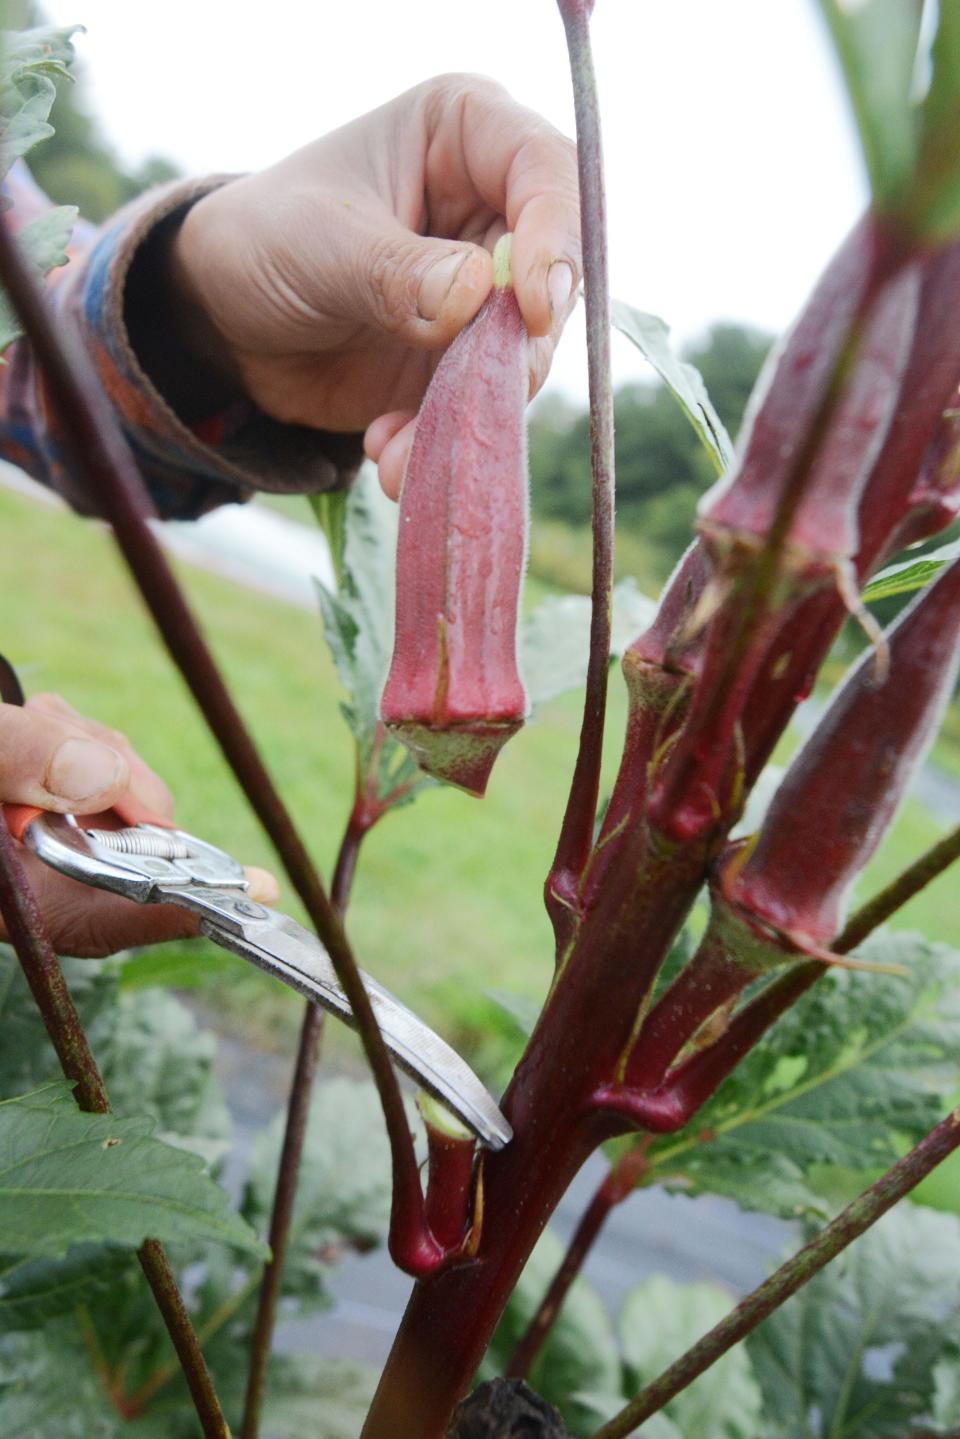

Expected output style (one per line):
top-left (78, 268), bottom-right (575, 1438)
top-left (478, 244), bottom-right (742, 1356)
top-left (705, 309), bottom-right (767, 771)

top-left (0, 164), bottom-right (364, 519)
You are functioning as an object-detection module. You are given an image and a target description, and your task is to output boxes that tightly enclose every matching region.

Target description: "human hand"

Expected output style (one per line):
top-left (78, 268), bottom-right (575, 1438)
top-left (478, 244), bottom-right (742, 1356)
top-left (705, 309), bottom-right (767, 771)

top-left (1, 693), bottom-right (278, 958)
top-left (171, 73), bottom-right (581, 498)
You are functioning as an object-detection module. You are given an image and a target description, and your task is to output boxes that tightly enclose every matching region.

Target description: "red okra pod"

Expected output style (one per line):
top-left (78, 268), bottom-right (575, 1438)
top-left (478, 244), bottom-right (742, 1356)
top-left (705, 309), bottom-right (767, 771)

top-left (725, 554), bottom-right (960, 949)
top-left (380, 235), bottom-right (528, 798)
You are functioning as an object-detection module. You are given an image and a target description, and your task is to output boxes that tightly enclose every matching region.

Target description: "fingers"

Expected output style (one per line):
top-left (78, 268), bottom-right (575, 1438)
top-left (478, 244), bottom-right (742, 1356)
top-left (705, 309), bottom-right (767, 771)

top-left (320, 207), bottom-right (496, 352)
top-left (245, 867), bottom-right (280, 906)
top-left (432, 77), bottom-right (582, 341)
top-left (7, 694), bottom-right (176, 819)
top-left (365, 411), bottom-right (415, 499)
top-left (0, 701), bottom-right (131, 812)
top-left (0, 854), bottom-right (282, 959)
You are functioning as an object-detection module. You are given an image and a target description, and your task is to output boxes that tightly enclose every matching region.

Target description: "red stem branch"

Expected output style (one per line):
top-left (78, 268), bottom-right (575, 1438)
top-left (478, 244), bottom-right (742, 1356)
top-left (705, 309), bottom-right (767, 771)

top-left (548, 0), bottom-right (615, 922)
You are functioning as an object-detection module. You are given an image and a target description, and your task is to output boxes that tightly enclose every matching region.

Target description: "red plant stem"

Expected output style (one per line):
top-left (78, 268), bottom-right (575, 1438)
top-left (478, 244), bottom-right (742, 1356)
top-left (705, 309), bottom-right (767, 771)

top-left (0, 213), bottom-right (422, 1283)
top-left (0, 812), bottom-right (109, 1113)
top-left (0, 812), bottom-right (229, 1437)
top-left (506, 1140), bottom-right (651, 1381)
top-left (240, 808), bottom-right (366, 1439)
top-left (547, 0), bottom-right (615, 924)
top-left (590, 1105), bottom-right (960, 1438)
top-left (643, 960), bottom-right (821, 1128)
top-left (360, 838), bottom-right (709, 1439)
top-left (836, 822), bottom-right (960, 952)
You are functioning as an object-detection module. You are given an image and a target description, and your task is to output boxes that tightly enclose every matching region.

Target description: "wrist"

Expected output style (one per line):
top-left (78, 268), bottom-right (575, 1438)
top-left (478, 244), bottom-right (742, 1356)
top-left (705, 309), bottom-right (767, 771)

top-left (124, 198), bottom-right (243, 427)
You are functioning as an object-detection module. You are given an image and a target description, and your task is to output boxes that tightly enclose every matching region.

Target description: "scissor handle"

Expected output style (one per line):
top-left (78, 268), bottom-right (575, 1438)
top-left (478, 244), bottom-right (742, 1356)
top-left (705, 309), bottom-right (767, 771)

top-left (4, 798), bottom-right (174, 845)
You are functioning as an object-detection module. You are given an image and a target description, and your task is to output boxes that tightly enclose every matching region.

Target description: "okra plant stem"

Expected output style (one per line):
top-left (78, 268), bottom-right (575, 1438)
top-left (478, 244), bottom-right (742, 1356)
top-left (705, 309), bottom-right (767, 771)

top-left (506, 1140), bottom-right (652, 1381)
top-left (548, 0), bottom-right (616, 917)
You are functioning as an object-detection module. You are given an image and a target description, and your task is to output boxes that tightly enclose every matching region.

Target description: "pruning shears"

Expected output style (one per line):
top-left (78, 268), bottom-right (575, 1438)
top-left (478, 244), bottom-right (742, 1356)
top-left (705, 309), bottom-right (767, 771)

top-left (5, 804), bottom-right (512, 1152)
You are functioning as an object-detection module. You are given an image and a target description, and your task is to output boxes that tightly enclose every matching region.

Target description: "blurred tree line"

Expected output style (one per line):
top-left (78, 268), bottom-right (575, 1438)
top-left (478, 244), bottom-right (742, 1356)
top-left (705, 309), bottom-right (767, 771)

top-left (14, 1), bottom-right (180, 220)
top-left (528, 324), bottom-right (772, 591)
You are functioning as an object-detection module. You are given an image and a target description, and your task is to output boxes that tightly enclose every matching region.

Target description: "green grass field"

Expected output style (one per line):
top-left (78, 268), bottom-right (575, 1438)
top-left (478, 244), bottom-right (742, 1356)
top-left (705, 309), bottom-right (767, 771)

top-left (3, 482), bottom-right (958, 1066)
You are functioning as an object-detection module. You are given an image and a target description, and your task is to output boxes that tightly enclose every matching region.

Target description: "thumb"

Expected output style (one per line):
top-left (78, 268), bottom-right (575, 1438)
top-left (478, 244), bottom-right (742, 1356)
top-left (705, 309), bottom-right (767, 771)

top-left (341, 219), bottom-right (494, 348)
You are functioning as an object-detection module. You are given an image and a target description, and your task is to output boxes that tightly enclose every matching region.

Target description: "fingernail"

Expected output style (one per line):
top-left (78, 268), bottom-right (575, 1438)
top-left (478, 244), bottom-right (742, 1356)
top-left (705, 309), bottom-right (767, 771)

top-left (418, 251), bottom-right (468, 321)
top-left (548, 260), bottom-right (575, 321)
top-left (47, 738), bottom-right (125, 803)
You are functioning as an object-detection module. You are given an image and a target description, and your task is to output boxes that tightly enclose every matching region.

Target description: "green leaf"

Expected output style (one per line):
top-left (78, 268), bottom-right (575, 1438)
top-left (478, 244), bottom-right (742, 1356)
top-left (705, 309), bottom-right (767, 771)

top-left (647, 934), bottom-right (960, 1219)
top-left (115, 938), bottom-right (242, 992)
top-left (0, 27), bottom-right (78, 181)
top-left (309, 488), bottom-right (348, 585)
top-left (315, 465), bottom-right (429, 807)
top-left (0, 946), bottom-right (115, 1100)
top-left (747, 1204), bottom-right (960, 1437)
top-left (0, 946), bottom-right (231, 1159)
top-left (862, 537), bottom-right (960, 602)
top-left (610, 301), bottom-right (734, 474)
top-left (520, 578), bottom-right (657, 707)
top-left (620, 1275), bottom-right (762, 1439)
top-left (0, 1082), bottom-right (264, 1259)
top-left (243, 1077), bottom-right (415, 1307)
top-left (92, 986), bottom-right (231, 1164)
top-left (482, 1227), bottom-right (621, 1436)
top-left (0, 1246), bottom-right (129, 1332)
top-left (815, 0), bottom-right (923, 212)
top-left (0, 205), bottom-right (77, 353)
top-left (0, 1321), bottom-right (123, 1437)
top-left (259, 1356), bottom-right (379, 1439)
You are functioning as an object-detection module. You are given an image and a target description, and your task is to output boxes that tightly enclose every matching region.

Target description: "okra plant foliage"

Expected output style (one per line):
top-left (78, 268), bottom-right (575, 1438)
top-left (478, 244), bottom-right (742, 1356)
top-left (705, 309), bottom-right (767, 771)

top-left (6, 6), bottom-right (960, 1439)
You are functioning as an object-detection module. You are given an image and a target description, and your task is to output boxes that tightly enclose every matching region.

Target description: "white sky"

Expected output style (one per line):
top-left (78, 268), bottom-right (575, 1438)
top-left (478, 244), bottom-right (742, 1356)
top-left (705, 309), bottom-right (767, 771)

top-left (42, 0), bottom-right (868, 403)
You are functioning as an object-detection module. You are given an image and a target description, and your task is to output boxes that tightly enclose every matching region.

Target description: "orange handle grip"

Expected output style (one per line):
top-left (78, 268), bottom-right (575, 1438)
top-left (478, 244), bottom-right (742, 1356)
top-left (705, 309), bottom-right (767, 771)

top-left (3, 804), bottom-right (43, 842)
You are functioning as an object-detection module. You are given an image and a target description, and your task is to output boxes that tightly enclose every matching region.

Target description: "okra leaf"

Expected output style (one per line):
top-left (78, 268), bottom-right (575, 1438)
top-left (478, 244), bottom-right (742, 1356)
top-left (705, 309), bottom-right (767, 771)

top-left (610, 302), bottom-right (734, 475)
top-left (0, 1246), bottom-right (130, 1332)
top-left (521, 577), bottom-right (657, 707)
top-left (862, 537), bottom-right (960, 602)
top-left (620, 1275), bottom-right (763, 1439)
top-left (315, 465), bottom-right (430, 807)
top-left (647, 934), bottom-right (960, 1220)
top-left (257, 1356), bottom-right (380, 1439)
top-left (815, 0), bottom-right (922, 214)
top-left (243, 1077), bottom-right (418, 1308)
top-left (0, 27), bottom-right (78, 181)
top-left (481, 1227), bottom-right (621, 1437)
top-left (0, 1321), bottom-right (125, 1437)
top-left (746, 1204), bottom-right (960, 1438)
top-left (0, 1082), bottom-right (265, 1259)
top-left (0, 947), bottom-right (231, 1159)
top-left (0, 205), bottom-right (77, 354)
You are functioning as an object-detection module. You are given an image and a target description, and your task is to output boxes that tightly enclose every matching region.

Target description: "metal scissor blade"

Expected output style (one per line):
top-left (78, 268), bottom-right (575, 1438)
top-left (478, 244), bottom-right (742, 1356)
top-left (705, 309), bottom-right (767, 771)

top-left (164, 887), bottom-right (512, 1151)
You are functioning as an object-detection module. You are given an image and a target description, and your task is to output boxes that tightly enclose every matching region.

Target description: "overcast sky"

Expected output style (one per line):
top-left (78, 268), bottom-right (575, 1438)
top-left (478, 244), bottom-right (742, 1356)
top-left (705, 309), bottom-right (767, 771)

top-left (42, 0), bottom-right (869, 402)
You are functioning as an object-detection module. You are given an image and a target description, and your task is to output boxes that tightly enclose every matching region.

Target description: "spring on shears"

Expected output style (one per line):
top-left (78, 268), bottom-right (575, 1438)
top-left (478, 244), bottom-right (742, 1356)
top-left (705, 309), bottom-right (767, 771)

top-left (83, 828), bottom-right (191, 860)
